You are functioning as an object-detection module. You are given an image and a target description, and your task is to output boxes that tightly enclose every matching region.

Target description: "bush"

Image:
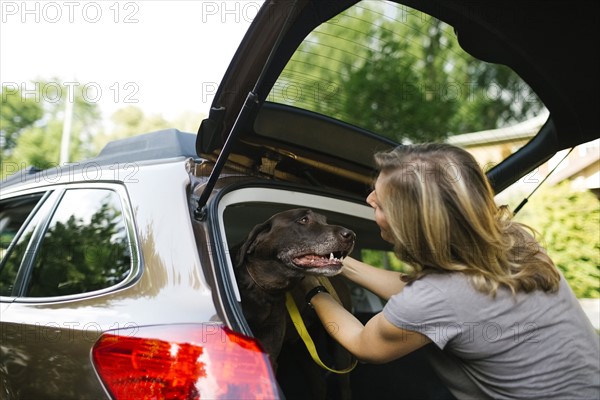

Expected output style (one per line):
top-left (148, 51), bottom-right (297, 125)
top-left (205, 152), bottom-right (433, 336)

top-left (512, 182), bottom-right (600, 298)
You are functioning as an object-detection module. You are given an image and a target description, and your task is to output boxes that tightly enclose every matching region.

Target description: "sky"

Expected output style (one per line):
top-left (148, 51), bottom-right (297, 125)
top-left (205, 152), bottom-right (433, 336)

top-left (1, 1), bottom-right (261, 125)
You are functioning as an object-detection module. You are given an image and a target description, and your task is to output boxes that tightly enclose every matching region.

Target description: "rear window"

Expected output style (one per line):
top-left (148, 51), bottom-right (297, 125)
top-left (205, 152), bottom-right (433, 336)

top-left (268, 0), bottom-right (543, 156)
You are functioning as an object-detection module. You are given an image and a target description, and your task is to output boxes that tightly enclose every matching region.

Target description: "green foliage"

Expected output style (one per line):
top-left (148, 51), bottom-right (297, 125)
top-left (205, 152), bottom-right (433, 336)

top-left (9, 120), bottom-right (63, 170)
top-left (361, 249), bottom-right (412, 274)
top-left (341, 26), bottom-right (457, 142)
top-left (111, 105), bottom-right (172, 136)
top-left (1, 81), bottom-right (204, 180)
top-left (514, 182), bottom-right (600, 298)
top-left (92, 106), bottom-right (204, 155)
top-left (1, 85), bottom-right (44, 152)
top-left (1, 80), bottom-right (103, 178)
top-left (91, 105), bottom-right (172, 154)
top-left (277, 3), bottom-right (544, 143)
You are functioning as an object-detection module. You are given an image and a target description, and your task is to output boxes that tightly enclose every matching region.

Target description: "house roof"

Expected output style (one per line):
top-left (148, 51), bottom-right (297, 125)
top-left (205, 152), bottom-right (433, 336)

top-left (447, 110), bottom-right (549, 147)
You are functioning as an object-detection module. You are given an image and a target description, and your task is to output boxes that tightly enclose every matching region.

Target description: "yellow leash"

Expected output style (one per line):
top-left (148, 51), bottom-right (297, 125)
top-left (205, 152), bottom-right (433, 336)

top-left (285, 277), bottom-right (358, 374)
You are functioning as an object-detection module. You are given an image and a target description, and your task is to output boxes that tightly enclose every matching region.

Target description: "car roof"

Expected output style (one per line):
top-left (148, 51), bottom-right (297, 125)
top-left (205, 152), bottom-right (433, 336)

top-left (1, 130), bottom-right (197, 190)
top-left (197, 0), bottom-right (598, 196)
top-left (93, 129), bottom-right (197, 164)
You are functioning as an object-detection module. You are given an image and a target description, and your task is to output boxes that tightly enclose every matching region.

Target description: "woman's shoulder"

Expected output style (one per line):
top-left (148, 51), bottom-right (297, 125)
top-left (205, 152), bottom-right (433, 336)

top-left (385, 273), bottom-right (469, 322)
top-left (413, 271), bottom-right (475, 294)
top-left (404, 272), bottom-right (502, 315)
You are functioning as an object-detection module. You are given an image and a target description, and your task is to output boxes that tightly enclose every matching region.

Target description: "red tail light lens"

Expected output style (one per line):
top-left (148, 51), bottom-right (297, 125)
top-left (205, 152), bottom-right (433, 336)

top-left (92, 324), bottom-right (279, 399)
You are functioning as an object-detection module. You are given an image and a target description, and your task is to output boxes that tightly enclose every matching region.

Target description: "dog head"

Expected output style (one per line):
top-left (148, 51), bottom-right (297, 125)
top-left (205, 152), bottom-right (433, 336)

top-left (238, 208), bottom-right (355, 277)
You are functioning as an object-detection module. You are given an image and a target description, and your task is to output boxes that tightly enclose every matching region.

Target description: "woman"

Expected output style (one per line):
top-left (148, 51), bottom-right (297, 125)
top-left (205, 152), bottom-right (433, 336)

top-left (301, 143), bottom-right (599, 399)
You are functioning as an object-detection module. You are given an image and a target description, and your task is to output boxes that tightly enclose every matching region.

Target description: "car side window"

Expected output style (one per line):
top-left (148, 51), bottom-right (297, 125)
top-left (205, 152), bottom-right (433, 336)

top-left (24, 189), bottom-right (132, 297)
top-left (0, 194), bottom-right (46, 296)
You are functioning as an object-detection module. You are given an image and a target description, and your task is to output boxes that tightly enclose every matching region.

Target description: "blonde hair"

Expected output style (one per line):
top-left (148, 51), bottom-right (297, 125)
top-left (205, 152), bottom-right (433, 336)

top-left (374, 143), bottom-right (559, 296)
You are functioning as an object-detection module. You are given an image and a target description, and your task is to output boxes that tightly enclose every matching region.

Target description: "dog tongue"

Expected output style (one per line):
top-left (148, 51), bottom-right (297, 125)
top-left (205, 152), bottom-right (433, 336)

top-left (293, 254), bottom-right (342, 268)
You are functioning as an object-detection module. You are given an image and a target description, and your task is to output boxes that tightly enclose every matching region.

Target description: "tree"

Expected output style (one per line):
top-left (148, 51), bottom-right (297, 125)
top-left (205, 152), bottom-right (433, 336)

top-left (92, 106), bottom-right (204, 154)
top-left (1, 79), bottom-right (205, 181)
top-left (1, 85), bottom-right (44, 155)
top-left (340, 27), bottom-right (457, 142)
top-left (276, 3), bottom-right (544, 143)
top-left (2, 80), bottom-right (103, 175)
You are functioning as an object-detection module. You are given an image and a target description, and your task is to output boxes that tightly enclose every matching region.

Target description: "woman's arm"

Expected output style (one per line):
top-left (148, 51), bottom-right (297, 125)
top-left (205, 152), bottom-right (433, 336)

top-left (306, 289), bottom-right (430, 363)
top-left (342, 256), bottom-right (406, 300)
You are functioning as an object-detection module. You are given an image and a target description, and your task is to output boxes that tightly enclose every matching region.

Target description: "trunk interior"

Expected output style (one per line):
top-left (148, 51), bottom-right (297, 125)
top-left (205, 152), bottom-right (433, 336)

top-left (211, 183), bottom-right (456, 400)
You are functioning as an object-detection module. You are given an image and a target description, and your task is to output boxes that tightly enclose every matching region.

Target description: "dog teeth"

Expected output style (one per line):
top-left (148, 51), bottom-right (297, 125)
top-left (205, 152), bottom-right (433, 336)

top-left (328, 252), bottom-right (346, 262)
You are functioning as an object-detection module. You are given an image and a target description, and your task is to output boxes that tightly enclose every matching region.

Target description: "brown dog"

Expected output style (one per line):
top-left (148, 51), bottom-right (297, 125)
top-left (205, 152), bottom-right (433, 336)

top-left (232, 208), bottom-right (355, 363)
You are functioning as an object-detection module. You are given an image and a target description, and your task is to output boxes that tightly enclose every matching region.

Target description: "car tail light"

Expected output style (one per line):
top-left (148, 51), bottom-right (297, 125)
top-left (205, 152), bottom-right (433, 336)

top-left (92, 324), bottom-right (280, 399)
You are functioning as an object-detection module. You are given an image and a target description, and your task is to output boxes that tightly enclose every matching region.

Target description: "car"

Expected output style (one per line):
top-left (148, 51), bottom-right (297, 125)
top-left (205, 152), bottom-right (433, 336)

top-left (1, 1), bottom-right (597, 399)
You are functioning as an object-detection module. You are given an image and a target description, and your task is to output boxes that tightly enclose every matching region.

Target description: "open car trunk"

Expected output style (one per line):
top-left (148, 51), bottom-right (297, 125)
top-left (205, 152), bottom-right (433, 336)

top-left (188, 0), bottom-right (598, 398)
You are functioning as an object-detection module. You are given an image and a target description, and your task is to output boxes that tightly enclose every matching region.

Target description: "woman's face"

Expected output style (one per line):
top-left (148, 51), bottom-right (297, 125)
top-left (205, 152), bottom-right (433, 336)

top-left (367, 174), bottom-right (393, 243)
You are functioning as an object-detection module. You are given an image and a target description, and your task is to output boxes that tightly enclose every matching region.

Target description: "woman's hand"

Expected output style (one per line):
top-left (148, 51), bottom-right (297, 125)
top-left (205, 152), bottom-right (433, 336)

top-left (299, 271), bottom-right (429, 364)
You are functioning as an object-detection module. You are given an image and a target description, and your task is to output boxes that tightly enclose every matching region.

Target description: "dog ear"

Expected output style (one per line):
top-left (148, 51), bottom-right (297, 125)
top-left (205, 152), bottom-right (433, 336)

top-left (236, 221), bottom-right (272, 267)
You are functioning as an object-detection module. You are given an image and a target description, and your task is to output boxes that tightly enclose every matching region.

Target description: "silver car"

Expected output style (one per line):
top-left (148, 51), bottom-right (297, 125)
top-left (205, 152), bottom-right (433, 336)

top-left (1, 1), bottom-right (597, 399)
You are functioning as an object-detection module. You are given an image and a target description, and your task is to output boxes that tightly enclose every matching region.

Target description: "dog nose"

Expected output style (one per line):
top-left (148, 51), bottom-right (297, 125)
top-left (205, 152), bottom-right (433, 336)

top-left (339, 229), bottom-right (356, 242)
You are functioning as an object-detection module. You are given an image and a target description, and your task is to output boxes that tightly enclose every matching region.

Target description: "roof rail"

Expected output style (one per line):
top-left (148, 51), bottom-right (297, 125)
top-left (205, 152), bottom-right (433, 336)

top-left (1, 166), bottom-right (44, 187)
top-left (1, 129), bottom-right (198, 188)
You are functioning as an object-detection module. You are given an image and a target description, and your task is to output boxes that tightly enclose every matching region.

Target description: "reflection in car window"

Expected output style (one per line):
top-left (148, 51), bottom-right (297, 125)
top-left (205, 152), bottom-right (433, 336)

top-left (269, 1), bottom-right (543, 148)
top-left (25, 189), bottom-right (131, 297)
top-left (0, 194), bottom-right (46, 296)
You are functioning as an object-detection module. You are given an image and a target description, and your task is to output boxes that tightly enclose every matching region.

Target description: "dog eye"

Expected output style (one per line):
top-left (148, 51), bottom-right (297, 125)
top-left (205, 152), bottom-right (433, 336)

top-left (297, 216), bottom-right (309, 224)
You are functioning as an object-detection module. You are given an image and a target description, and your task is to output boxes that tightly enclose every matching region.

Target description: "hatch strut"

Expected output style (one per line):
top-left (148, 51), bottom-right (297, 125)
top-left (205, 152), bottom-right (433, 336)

top-left (194, 0), bottom-right (301, 221)
top-left (512, 147), bottom-right (573, 215)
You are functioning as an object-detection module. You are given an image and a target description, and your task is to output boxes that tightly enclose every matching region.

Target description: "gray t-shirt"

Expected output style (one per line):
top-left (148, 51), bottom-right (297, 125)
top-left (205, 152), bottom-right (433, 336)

top-left (383, 272), bottom-right (600, 399)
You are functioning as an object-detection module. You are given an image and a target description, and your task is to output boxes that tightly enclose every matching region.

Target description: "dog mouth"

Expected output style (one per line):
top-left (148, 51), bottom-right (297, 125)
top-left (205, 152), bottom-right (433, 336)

top-left (292, 251), bottom-right (348, 269)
